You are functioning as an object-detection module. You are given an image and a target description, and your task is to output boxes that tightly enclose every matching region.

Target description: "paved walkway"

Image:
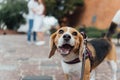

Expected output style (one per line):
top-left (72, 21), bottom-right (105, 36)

top-left (0, 35), bottom-right (120, 80)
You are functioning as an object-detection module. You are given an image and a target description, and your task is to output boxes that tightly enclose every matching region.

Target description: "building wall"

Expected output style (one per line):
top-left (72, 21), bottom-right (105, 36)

top-left (80, 0), bottom-right (120, 29)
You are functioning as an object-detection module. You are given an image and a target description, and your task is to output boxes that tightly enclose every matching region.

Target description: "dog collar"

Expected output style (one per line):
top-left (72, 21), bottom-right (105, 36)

top-left (64, 58), bottom-right (81, 64)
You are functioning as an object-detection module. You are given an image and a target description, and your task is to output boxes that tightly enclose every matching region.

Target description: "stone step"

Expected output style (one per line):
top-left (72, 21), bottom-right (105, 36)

top-left (22, 75), bottom-right (53, 80)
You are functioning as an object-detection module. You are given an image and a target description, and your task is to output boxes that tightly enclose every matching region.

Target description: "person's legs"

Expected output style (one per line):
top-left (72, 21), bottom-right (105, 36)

top-left (37, 32), bottom-right (44, 41)
top-left (27, 19), bottom-right (33, 42)
top-left (35, 32), bottom-right (45, 46)
top-left (33, 32), bottom-right (37, 42)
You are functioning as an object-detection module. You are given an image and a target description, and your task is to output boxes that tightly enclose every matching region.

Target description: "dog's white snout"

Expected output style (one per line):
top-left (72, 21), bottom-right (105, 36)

top-left (63, 34), bottom-right (71, 42)
top-left (58, 32), bottom-right (75, 47)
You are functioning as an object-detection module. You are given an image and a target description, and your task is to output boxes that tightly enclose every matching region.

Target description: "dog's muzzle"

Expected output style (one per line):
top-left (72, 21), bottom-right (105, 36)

top-left (58, 43), bottom-right (74, 56)
top-left (57, 34), bottom-right (74, 56)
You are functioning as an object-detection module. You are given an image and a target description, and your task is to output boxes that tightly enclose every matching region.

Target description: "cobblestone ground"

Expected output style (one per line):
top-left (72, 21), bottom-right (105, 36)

top-left (0, 35), bottom-right (120, 80)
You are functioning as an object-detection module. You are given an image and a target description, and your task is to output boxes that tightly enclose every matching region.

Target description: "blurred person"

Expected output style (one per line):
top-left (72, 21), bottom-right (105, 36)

top-left (32, 0), bottom-right (45, 46)
top-left (27, 0), bottom-right (37, 44)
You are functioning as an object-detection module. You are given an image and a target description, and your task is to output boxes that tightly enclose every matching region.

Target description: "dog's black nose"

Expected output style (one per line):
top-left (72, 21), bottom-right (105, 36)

top-left (63, 34), bottom-right (71, 41)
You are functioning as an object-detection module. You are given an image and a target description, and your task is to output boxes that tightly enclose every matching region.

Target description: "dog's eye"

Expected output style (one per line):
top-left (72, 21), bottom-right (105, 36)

top-left (72, 32), bottom-right (77, 36)
top-left (59, 30), bottom-right (64, 34)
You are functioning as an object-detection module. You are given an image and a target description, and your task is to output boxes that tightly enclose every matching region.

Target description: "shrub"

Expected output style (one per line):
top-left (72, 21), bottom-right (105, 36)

top-left (79, 27), bottom-right (117, 38)
top-left (85, 27), bottom-right (107, 38)
top-left (0, 0), bottom-right (28, 30)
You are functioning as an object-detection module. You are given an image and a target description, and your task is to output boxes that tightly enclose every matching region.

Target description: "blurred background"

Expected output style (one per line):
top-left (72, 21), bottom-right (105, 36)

top-left (0, 0), bottom-right (120, 80)
top-left (1, 0), bottom-right (120, 37)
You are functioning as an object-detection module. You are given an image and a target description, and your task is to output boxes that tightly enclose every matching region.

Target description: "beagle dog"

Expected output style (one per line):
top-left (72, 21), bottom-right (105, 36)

top-left (49, 26), bottom-right (117, 80)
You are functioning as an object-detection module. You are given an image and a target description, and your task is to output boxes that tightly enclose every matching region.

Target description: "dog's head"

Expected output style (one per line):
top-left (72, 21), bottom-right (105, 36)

top-left (49, 27), bottom-right (84, 59)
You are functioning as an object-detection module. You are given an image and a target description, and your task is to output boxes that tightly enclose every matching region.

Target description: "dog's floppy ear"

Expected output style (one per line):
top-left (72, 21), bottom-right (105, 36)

top-left (49, 32), bottom-right (57, 58)
top-left (79, 32), bottom-right (86, 61)
top-left (80, 32), bottom-right (87, 39)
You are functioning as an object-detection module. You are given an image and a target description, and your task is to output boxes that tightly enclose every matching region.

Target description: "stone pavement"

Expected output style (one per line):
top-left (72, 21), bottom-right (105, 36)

top-left (0, 35), bottom-right (120, 80)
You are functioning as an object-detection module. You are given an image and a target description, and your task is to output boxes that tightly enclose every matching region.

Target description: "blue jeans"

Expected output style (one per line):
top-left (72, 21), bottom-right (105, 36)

top-left (27, 19), bottom-right (36, 42)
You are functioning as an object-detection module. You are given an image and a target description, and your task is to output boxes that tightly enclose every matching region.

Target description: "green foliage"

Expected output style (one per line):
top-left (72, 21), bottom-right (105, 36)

top-left (0, 0), bottom-right (28, 30)
top-left (0, 0), bottom-right (84, 30)
top-left (82, 27), bottom-right (116, 38)
top-left (77, 27), bottom-right (107, 38)
top-left (45, 0), bottom-right (84, 19)
top-left (85, 27), bottom-right (106, 38)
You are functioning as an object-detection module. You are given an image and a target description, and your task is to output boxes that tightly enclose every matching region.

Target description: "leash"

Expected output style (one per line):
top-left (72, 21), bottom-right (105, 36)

top-left (80, 50), bottom-right (86, 80)
top-left (80, 32), bottom-right (87, 80)
top-left (80, 32), bottom-right (93, 80)
top-left (80, 45), bottom-right (93, 80)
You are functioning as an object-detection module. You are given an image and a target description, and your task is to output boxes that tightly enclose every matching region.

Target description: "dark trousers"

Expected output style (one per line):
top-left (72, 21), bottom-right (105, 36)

top-left (27, 19), bottom-right (36, 42)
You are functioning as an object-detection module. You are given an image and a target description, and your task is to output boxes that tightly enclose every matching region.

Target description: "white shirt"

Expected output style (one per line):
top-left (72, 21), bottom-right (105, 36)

top-left (34, 3), bottom-right (44, 16)
top-left (27, 0), bottom-right (38, 19)
top-left (32, 3), bottom-right (45, 32)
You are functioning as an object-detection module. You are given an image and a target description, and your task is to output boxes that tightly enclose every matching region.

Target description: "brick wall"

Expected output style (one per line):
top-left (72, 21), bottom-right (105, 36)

top-left (79, 0), bottom-right (120, 29)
